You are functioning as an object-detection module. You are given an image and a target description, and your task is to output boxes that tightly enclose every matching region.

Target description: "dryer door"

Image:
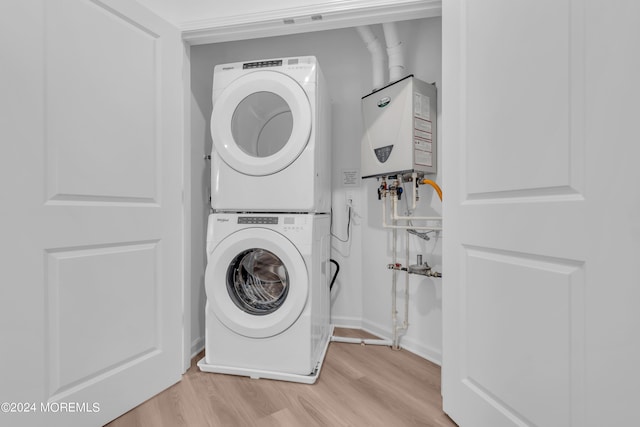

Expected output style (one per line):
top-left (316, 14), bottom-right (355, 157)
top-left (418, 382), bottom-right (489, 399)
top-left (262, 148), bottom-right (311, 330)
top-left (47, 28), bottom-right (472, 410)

top-left (210, 70), bottom-right (312, 176)
top-left (206, 227), bottom-right (308, 338)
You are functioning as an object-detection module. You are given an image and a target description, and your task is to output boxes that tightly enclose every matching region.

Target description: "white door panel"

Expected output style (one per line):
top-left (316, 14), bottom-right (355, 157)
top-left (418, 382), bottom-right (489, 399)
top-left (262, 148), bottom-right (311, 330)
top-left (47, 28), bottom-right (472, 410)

top-left (464, 0), bottom-right (575, 195)
top-left (443, 0), bottom-right (640, 426)
top-left (45, 0), bottom-right (159, 202)
top-left (0, 0), bottom-right (183, 426)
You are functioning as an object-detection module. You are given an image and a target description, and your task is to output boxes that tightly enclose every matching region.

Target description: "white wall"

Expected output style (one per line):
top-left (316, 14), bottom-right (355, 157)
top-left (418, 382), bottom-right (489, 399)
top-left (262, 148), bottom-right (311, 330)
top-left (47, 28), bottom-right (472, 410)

top-left (189, 48), bottom-right (212, 356)
top-left (189, 17), bottom-right (443, 363)
top-left (360, 19), bottom-right (443, 363)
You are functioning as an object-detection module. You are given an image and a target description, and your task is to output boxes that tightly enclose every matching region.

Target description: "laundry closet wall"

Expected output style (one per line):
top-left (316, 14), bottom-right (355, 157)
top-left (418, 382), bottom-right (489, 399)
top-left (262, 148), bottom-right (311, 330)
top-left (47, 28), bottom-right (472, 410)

top-left (190, 17), bottom-right (443, 363)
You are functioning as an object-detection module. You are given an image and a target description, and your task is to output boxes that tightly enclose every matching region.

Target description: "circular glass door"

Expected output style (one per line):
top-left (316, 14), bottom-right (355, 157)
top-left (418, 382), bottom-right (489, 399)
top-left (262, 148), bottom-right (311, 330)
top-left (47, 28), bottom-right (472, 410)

top-left (231, 92), bottom-right (293, 158)
top-left (227, 248), bottom-right (289, 315)
top-left (210, 71), bottom-right (312, 176)
top-left (206, 227), bottom-right (308, 338)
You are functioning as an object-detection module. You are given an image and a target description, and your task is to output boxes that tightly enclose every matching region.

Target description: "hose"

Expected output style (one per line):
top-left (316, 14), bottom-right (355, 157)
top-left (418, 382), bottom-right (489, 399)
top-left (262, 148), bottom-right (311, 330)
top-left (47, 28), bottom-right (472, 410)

top-left (421, 179), bottom-right (443, 201)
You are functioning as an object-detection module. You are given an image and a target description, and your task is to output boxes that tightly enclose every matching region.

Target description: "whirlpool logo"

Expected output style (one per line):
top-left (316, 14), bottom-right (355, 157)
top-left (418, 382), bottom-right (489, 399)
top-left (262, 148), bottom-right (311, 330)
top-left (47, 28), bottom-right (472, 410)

top-left (216, 218), bottom-right (230, 222)
top-left (377, 96), bottom-right (391, 108)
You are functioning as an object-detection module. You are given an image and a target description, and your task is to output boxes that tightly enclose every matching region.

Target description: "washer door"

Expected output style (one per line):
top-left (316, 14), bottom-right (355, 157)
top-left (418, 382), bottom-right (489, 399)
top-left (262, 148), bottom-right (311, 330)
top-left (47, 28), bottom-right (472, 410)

top-left (206, 227), bottom-right (308, 338)
top-left (210, 71), bottom-right (311, 176)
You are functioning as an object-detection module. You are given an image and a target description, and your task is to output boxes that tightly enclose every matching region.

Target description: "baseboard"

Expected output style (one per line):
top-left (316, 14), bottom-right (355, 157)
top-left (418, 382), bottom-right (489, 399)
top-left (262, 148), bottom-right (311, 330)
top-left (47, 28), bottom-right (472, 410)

top-left (360, 318), bottom-right (393, 342)
top-left (398, 334), bottom-right (442, 366)
top-left (191, 336), bottom-right (205, 359)
top-left (330, 315), bottom-right (363, 330)
top-left (361, 318), bottom-right (442, 366)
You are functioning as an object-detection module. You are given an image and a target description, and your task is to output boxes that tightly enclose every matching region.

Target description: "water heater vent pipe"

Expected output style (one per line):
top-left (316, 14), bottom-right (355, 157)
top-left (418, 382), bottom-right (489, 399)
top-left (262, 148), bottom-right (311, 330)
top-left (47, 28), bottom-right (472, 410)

top-left (382, 22), bottom-right (405, 83)
top-left (356, 26), bottom-right (386, 91)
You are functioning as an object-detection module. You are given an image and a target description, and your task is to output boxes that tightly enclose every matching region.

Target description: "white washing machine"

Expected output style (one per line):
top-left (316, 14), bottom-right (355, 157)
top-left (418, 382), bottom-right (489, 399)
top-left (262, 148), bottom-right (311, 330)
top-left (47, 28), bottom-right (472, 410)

top-left (197, 212), bottom-right (332, 383)
top-left (209, 56), bottom-right (331, 213)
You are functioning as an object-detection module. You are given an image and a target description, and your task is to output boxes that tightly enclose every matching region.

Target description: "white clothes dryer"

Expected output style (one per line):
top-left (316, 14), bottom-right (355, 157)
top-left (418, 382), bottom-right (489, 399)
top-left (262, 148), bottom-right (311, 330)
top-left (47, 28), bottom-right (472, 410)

top-left (197, 212), bottom-right (332, 383)
top-left (209, 56), bottom-right (331, 213)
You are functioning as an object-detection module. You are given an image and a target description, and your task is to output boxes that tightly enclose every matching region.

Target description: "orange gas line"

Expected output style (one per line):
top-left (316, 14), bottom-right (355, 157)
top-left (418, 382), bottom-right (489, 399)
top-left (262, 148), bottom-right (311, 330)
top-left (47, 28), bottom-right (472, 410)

top-left (420, 179), bottom-right (442, 201)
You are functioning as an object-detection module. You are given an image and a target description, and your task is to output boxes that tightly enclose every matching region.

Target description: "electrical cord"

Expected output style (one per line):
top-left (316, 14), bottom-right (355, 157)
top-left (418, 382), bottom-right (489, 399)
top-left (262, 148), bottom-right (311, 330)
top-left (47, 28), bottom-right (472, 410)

top-left (329, 259), bottom-right (340, 291)
top-left (330, 205), bottom-right (352, 243)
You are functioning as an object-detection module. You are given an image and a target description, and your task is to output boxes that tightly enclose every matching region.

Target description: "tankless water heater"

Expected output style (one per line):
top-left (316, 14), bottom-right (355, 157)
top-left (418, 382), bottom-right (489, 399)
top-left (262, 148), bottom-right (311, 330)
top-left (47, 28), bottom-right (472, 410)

top-left (361, 75), bottom-right (437, 179)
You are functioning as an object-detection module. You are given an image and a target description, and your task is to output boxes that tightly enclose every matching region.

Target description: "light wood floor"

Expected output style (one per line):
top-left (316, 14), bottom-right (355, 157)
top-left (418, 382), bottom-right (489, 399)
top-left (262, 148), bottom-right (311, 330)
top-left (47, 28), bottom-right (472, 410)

top-left (106, 328), bottom-right (457, 427)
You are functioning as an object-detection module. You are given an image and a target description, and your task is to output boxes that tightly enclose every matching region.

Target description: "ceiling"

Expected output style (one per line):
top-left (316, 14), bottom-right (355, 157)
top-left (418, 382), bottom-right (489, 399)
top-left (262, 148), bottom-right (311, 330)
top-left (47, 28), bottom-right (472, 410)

top-left (134, 0), bottom-right (340, 27)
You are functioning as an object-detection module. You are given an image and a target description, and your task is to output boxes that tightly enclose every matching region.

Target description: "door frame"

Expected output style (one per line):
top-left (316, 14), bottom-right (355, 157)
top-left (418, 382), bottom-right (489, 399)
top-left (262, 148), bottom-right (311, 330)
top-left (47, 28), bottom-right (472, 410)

top-left (178, 0), bottom-right (443, 370)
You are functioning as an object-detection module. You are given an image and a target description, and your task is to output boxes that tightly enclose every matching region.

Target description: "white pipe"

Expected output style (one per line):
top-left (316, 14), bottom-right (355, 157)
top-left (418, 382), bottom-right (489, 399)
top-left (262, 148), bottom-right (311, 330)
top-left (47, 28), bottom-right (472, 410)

top-left (403, 229), bottom-right (410, 331)
top-left (386, 223), bottom-right (442, 231)
top-left (379, 178), bottom-right (441, 350)
top-left (382, 22), bottom-right (405, 83)
top-left (392, 195), bottom-right (442, 222)
top-left (391, 223), bottom-right (398, 349)
top-left (331, 336), bottom-right (393, 346)
top-left (356, 26), bottom-right (386, 91)
top-left (381, 192), bottom-right (442, 231)
top-left (393, 227), bottom-right (411, 350)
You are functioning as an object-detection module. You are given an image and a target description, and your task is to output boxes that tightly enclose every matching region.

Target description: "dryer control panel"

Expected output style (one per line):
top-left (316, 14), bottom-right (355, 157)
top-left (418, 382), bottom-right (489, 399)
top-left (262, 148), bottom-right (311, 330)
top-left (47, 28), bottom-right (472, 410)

top-left (242, 60), bottom-right (283, 69)
top-left (237, 216), bottom-right (278, 225)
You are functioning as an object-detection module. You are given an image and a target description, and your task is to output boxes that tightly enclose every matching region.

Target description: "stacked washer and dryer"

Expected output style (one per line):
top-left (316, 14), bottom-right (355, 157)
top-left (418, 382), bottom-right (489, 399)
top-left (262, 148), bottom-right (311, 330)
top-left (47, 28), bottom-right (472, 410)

top-left (197, 57), bottom-right (333, 383)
